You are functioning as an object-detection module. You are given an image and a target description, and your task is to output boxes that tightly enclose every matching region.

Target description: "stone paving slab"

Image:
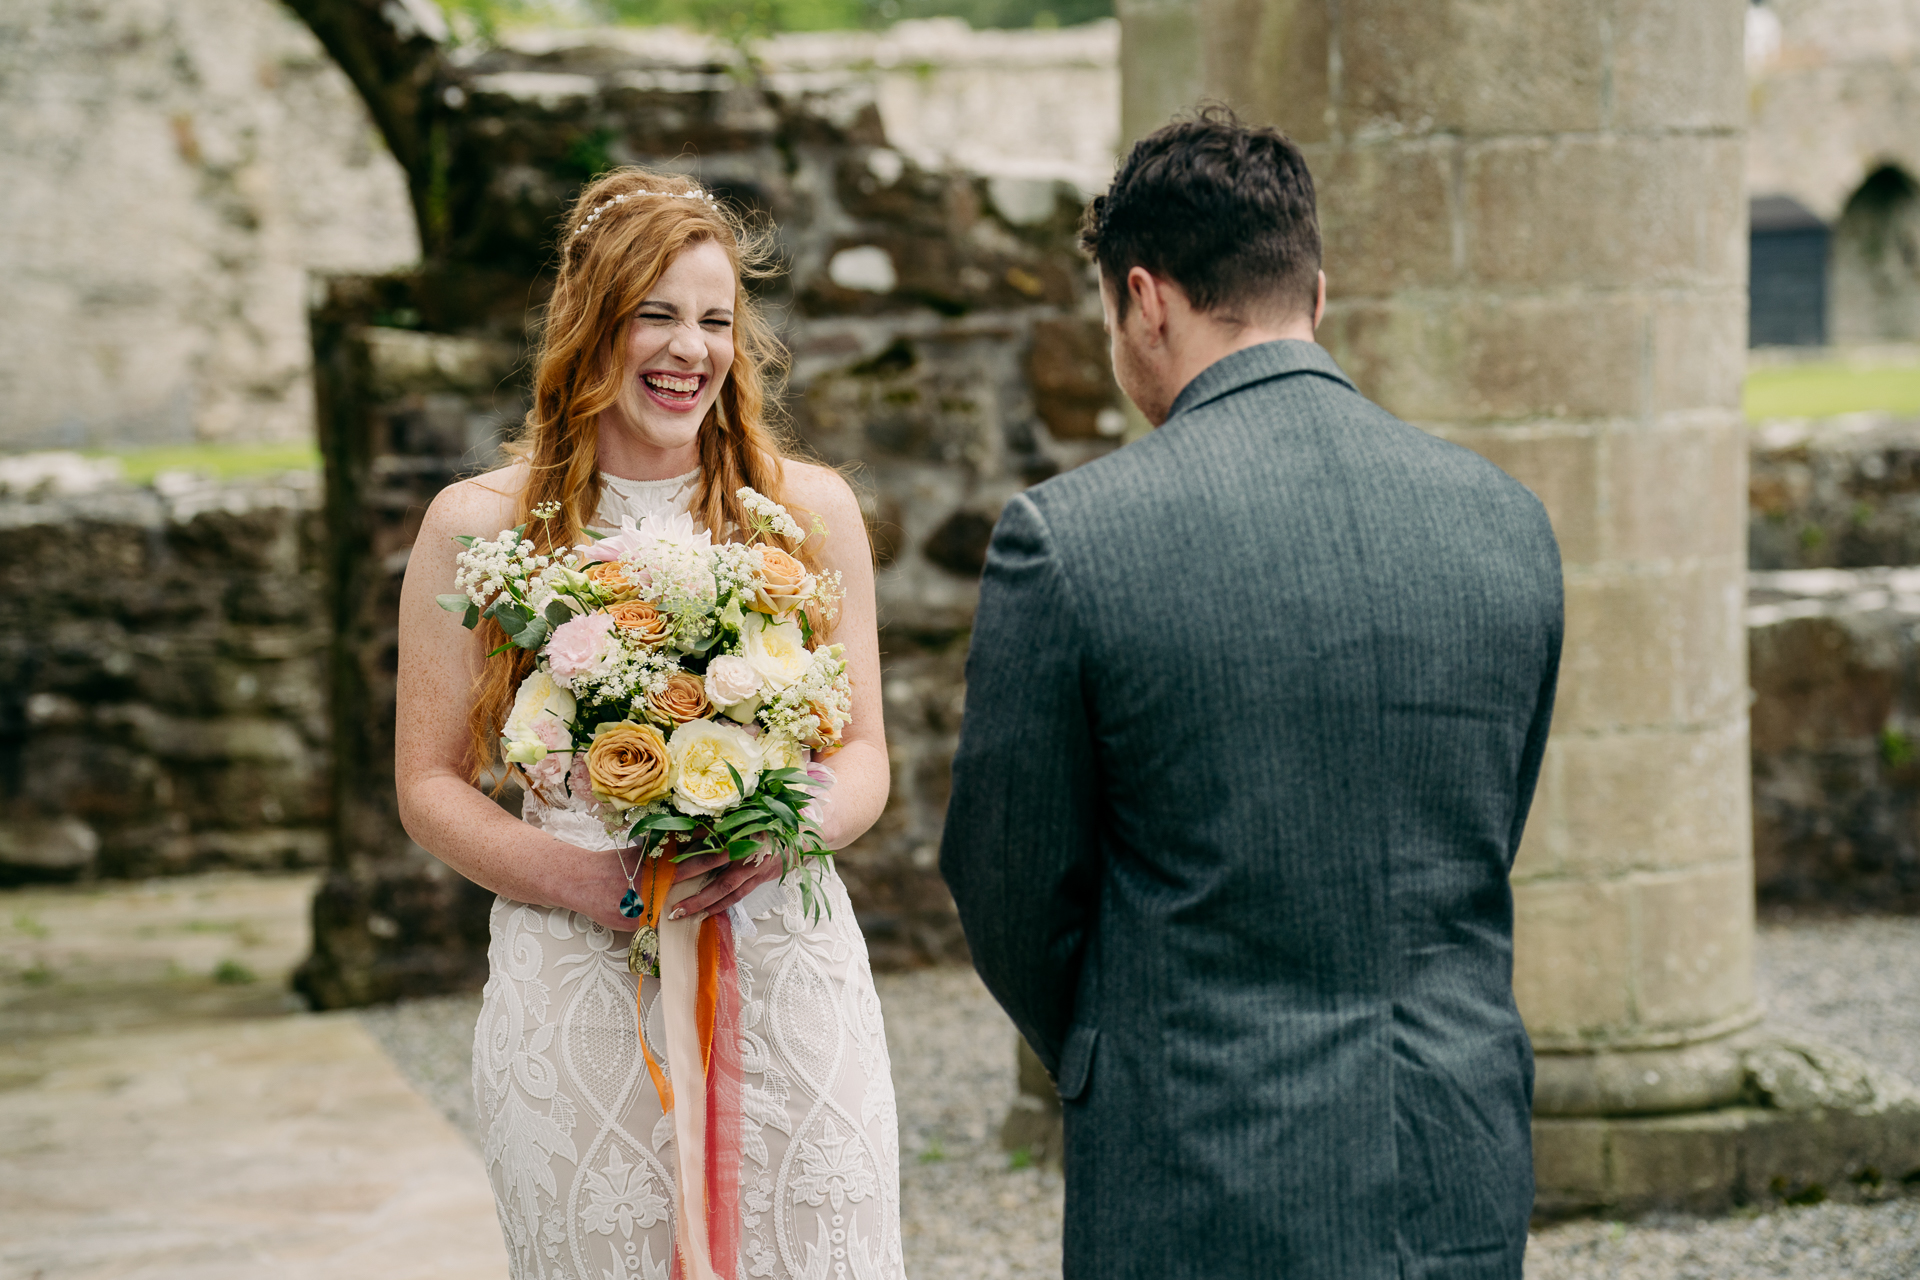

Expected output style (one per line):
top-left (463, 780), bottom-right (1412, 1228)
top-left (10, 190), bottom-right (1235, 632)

top-left (0, 874), bottom-right (505, 1280)
top-left (0, 1013), bottom-right (507, 1280)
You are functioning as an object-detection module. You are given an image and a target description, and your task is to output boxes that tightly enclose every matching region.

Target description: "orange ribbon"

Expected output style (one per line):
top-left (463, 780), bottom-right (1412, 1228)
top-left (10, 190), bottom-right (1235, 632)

top-left (635, 844), bottom-right (679, 1116)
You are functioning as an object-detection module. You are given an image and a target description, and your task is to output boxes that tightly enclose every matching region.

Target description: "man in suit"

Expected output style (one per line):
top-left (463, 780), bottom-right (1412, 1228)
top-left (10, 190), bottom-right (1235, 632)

top-left (939, 109), bottom-right (1563, 1279)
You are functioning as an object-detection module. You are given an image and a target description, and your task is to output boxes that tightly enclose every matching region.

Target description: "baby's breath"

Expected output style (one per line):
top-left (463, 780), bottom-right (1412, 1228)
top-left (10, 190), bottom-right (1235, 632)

top-left (737, 486), bottom-right (807, 543)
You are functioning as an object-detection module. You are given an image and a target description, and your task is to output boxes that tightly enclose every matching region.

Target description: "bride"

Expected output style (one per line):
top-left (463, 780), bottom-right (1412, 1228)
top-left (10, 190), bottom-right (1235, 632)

top-left (393, 167), bottom-right (902, 1280)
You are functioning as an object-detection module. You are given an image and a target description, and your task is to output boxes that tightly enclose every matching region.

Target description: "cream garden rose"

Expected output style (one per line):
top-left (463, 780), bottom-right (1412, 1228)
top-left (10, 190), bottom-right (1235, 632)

top-left (668, 718), bottom-right (762, 816)
top-left (742, 613), bottom-right (811, 691)
top-left (501, 670), bottom-right (576, 765)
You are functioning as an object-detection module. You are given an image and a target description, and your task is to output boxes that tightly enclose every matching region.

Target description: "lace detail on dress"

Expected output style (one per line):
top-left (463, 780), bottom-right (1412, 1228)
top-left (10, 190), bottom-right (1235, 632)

top-left (597, 468), bottom-right (701, 535)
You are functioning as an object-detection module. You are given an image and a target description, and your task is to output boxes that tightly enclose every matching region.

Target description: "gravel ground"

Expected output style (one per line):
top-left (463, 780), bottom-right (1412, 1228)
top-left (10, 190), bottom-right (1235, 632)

top-left (359, 918), bottom-right (1920, 1280)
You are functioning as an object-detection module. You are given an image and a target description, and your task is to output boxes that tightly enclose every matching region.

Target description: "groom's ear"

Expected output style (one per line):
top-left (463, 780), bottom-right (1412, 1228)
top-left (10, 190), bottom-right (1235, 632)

top-left (1312, 270), bottom-right (1326, 331)
top-left (1127, 266), bottom-right (1169, 343)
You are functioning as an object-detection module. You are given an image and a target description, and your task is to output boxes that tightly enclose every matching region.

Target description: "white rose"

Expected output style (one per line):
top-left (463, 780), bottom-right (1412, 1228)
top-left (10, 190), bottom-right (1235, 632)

top-left (507, 670), bottom-right (576, 732)
top-left (703, 654), bottom-right (762, 707)
top-left (668, 718), bottom-right (763, 816)
top-left (742, 613), bottom-right (811, 692)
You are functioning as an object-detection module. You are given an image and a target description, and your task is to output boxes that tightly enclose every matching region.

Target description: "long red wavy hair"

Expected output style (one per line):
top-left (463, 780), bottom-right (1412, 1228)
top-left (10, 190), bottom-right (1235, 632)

top-left (466, 166), bottom-right (821, 782)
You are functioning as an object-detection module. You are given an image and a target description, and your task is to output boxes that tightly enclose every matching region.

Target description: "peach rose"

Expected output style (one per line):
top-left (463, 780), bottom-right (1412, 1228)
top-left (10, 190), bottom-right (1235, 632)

top-left (606, 600), bottom-right (671, 647)
top-left (585, 561), bottom-right (641, 602)
top-left (585, 721), bottom-right (674, 809)
top-left (749, 546), bottom-right (814, 616)
top-left (798, 699), bottom-right (846, 751)
top-left (644, 671), bottom-right (711, 726)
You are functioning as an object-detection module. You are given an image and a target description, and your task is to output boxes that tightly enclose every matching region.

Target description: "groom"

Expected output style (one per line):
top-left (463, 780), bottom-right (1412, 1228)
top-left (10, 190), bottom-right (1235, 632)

top-left (940, 110), bottom-right (1563, 1279)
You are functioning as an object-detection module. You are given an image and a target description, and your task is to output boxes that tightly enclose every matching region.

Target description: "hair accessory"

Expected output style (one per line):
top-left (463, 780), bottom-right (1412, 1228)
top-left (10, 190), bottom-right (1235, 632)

top-left (572, 187), bottom-right (719, 238)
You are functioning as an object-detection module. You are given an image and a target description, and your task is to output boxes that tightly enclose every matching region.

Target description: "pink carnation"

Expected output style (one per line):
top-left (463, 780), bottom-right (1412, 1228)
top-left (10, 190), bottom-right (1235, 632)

top-left (525, 751), bottom-right (572, 791)
top-left (533, 716), bottom-right (571, 750)
top-left (546, 611), bottom-right (616, 680)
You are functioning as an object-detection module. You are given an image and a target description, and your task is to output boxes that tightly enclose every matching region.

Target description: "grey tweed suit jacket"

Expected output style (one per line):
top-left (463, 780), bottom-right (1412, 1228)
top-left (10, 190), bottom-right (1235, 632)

top-left (940, 340), bottom-right (1562, 1280)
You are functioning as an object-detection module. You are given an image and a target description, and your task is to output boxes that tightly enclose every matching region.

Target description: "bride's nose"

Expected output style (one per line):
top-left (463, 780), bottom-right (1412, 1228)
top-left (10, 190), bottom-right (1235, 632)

top-left (665, 321), bottom-right (707, 363)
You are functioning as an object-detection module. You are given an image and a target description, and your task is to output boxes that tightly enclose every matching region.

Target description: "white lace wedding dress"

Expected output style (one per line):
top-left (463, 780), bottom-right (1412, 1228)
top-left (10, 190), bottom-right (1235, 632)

top-left (472, 470), bottom-right (905, 1280)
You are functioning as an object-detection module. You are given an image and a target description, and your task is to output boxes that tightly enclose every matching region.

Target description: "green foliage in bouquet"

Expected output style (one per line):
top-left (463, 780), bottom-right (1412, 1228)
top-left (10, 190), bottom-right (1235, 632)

top-left (628, 763), bottom-right (834, 921)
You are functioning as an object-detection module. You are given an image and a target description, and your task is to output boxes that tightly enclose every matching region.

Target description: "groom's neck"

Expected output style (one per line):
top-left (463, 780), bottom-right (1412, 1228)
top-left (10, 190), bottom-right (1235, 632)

top-left (1155, 308), bottom-right (1317, 416)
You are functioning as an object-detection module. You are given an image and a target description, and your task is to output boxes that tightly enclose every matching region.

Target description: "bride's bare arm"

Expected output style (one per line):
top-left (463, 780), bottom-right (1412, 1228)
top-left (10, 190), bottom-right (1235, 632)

top-left (671, 461), bottom-right (890, 918)
top-left (394, 466), bottom-right (636, 931)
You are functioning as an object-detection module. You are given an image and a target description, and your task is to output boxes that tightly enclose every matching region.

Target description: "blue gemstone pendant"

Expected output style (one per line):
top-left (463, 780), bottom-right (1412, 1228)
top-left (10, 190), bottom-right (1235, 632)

top-left (619, 888), bottom-right (641, 918)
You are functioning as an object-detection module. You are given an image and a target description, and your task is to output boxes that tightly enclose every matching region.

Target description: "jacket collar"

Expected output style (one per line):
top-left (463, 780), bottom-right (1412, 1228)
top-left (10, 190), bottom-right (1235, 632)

top-left (1164, 339), bottom-right (1356, 422)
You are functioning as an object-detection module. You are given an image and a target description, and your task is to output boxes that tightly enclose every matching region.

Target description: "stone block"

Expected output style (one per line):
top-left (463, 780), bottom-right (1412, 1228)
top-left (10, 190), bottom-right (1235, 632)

top-left (1437, 425), bottom-right (1602, 567)
top-left (1629, 861), bottom-right (1756, 1031)
top-left (1337, 0), bottom-right (1607, 136)
top-left (1552, 722), bottom-right (1750, 879)
top-left (1650, 296), bottom-right (1747, 415)
top-left (0, 816), bottom-right (99, 885)
top-left (1464, 136), bottom-right (1746, 291)
top-left (1193, 0), bottom-right (1331, 144)
top-left (1512, 878), bottom-right (1633, 1044)
top-left (1534, 1036), bottom-right (1749, 1117)
top-left (1608, 0), bottom-right (1747, 132)
top-left (1118, 0), bottom-right (1204, 145)
top-left (1323, 294), bottom-right (1648, 424)
top-left (1027, 317), bottom-right (1119, 442)
top-left (1605, 1109), bottom-right (1747, 1214)
top-left (1604, 420), bottom-right (1747, 565)
top-left (1557, 568), bottom-right (1747, 733)
top-left (1529, 1118), bottom-right (1610, 1215)
top-left (1315, 142), bottom-right (1458, 298)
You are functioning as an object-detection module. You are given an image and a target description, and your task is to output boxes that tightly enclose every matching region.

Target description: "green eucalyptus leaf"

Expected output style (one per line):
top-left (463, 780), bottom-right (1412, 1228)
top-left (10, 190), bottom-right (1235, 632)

top-left (437, 593), bottom-right (471, 614)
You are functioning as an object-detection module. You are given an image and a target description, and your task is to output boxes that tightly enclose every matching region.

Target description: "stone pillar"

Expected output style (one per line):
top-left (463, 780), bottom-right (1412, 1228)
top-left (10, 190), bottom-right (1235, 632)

top-left (1112, 0), bottom-right (1920, 1216)
top-left (1121, 0), bottom-right (1756, 1100)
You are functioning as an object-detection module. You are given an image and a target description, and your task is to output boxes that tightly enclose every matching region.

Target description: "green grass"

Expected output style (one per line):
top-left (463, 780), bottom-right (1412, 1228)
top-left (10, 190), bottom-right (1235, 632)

top-left (87, 442), bottom-right (320, 485)
top-left (434, 0), bottom-right (1108, 40)
top-left (1743, 362), bottom-right (1920, 422)
top-left (212, 959), bottom-right (258, 985)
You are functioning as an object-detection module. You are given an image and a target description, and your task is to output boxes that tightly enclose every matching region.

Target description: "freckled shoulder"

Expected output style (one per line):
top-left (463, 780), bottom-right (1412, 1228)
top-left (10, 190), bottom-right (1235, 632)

top-left (422, 461), bottom-right (528, 538)
top-left (775, 459), bottom-right (862, 530)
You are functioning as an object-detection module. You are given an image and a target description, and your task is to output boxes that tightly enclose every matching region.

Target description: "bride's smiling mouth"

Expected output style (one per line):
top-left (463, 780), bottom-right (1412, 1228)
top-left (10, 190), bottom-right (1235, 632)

top-left (640, 370), bottom-right (706, 411)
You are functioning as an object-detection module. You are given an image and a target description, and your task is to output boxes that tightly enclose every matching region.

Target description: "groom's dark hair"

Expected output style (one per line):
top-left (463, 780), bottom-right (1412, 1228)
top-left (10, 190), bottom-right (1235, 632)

top-left (1080, 104), bottom-right (1320, 323)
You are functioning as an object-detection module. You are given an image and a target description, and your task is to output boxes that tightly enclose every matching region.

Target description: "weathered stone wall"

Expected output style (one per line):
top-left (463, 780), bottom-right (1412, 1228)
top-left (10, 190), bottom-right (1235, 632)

top-left (1747, 415), bottom-right (1920, 911)
top-left (0, 0), bottom-right (419, 448)
top-left (1750, 570), bottom-right (1920, 912)
top-left (1751, 414), bottom-right (1920, 569)
top-left (0, 456), bottom-right (331, 884)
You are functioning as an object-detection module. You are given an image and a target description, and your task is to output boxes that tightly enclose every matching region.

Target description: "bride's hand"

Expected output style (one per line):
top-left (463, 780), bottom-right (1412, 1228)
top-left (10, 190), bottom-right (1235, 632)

top-left (568, 846), bottom-right (657, 933)
top-left (668, 845), bottom-right (783, 921)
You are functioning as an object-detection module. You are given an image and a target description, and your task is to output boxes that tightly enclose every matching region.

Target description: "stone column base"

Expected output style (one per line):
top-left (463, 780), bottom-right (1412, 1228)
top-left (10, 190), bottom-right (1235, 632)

top-left (1000, 1036), bottom-right (1064, 1168)
top-left (1534, 1033), bottom-right (1920, 1218)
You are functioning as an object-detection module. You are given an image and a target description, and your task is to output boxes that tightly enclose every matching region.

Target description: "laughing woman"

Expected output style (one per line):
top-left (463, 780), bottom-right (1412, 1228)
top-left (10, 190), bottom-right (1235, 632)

top-left (392, 168), bottom-right (902, 1280)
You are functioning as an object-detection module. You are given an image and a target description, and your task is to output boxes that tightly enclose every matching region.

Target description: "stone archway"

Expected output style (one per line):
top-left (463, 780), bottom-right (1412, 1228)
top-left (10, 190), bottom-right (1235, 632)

top-left (1831, 164), bottom-right (1920, 343)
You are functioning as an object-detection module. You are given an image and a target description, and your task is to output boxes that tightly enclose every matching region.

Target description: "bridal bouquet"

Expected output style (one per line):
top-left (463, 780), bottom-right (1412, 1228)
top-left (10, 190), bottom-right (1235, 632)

top-left (439, 487), bottom-right (851, 929)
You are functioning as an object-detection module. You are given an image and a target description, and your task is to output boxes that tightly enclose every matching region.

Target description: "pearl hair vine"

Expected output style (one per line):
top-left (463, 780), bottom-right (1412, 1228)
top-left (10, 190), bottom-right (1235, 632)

top-left (571, 187), bottom-right (719, 238)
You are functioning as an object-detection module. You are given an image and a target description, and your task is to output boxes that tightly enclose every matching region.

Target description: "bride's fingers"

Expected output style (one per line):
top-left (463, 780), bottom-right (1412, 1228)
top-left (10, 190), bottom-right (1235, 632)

top-left (672, 859), bottom-right (780, 919)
